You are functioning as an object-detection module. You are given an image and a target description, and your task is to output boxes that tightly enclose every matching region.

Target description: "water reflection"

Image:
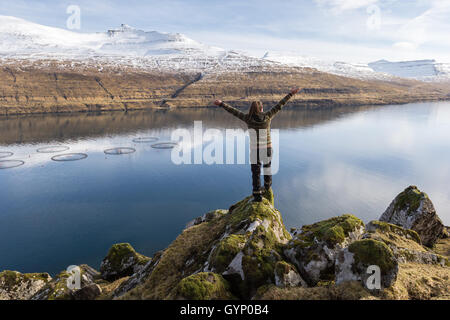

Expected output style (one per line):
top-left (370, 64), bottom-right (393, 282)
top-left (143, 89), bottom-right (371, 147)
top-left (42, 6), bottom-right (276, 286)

top-left (0, 105), bottom-right (378, 145)
top-left (0, 102), bottom-right (449, 275)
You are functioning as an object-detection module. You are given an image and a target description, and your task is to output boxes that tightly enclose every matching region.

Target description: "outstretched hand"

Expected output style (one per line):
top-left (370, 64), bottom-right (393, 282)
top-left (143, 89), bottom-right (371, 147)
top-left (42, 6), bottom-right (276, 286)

top-left (290, 87), bottom-right (300, 95)
top-left (214, 99), bottom-right (222, 106)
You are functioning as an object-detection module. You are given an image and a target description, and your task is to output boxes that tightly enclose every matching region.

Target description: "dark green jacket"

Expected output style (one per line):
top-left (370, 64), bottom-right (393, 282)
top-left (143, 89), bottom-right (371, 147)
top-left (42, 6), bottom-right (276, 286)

top-left (220, 93), bottom-right (293, 148)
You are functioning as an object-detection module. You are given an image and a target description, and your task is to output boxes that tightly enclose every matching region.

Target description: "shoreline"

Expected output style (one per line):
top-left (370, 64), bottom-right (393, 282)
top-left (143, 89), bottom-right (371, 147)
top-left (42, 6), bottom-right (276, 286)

top-left (2, 96), bottom-right (450, 117)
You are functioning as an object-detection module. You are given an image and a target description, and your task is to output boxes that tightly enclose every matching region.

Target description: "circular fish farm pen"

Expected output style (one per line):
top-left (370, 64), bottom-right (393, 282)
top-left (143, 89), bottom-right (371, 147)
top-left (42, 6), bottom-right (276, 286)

top-left (51, 153), bottom-right (88, 162)
top-left (0, 151), bottom-right (14, 159)
top-left (104, 147), bottom-right (136, 155)
top-left (132, 137), bottom-right (159, 143)
top-left (0, 160), bottom-right (25, 169)
top-left (151, 142), bottom-right (179, 149)
top-left (37, 146), bottom-right (70, 153)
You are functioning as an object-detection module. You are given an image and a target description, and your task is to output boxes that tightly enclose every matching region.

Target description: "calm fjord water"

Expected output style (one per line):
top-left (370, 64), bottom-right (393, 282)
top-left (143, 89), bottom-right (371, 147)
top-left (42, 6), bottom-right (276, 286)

top-left (1, 102), bottom-right (449, 275)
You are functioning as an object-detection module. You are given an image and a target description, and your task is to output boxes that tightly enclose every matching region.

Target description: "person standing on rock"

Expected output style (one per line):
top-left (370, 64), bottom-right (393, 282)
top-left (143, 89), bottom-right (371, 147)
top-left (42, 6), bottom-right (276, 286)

top-left (214, 87), bottom-right (300, 202)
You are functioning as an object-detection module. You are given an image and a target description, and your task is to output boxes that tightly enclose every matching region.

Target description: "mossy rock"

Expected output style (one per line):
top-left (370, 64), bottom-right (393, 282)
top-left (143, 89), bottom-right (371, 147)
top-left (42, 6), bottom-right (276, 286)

top-left (284, 214), bottom-right (365, 286)
top-left (220, 197), bottom-right (292, 298)
top-left (348, 239), bottom-right (397, 274)
top-left (122, 195), bottom-right (290, 300)
top-left (227, 196), bottom-right (291, 242)
top-left (365, 221), bottom-right (448, 266)
top-left (32, 271), bottom-right (73, 300)
top-left (31, 265), bottom-right (100, 300)
top-left (262, 187), bottom-right (274, 206)
top-left (380, 186), bottom-right (444, 247)
top-left (366, 220), bottom-right (421, 244)
top-left (392, 186), bottom-right (426, 215)
top-left (298, 214), bottom-right (364, 247)
top-left (174, 272), bottom-right (235, 300)
top-left (210, 234), bottom-right (246, 273)
top-left (100, 243), bottom-right (150, 281)
top-left (336, 239), bottom-right (398, 289)
top-left (185, 209), bottom-right (228, 229)
top-left (274, 261), bottom-right (306, 288)
top-left (0, 270), bottom-right (51, 300)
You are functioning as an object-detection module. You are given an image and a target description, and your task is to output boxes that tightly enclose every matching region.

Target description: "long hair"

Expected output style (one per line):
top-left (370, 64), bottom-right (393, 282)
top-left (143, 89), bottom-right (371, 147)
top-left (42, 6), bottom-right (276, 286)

top-left (248, 101), bottom-right (263, 118)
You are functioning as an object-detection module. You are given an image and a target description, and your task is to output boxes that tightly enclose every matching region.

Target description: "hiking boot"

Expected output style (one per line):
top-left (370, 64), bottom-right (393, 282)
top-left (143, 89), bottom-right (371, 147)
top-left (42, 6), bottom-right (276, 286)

top-left (261, 186), bottom-right (274, 205)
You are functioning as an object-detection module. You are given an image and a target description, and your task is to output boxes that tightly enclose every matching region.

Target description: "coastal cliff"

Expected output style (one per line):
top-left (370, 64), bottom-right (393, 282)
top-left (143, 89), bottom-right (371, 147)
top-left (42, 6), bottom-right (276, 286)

top-left (1, 63), bottom-right (450, 115)
top-left (1, 186), bottom-right (449, 300)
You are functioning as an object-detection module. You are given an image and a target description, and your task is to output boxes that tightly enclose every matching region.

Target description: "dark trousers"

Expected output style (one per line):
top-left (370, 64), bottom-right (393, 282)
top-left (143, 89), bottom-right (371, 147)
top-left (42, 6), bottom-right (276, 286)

top-left (250, 147), bottom-right (272, 193)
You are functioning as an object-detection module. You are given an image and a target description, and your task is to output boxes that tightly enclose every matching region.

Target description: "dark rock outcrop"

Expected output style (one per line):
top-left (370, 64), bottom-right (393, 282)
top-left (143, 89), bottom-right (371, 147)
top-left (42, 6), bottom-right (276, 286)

top-left (380, 186), bottom-right (445, 247)
top-left (100, 243), bottom-right (151, 281)
top-left (72, 283), bottom-right (102, 300)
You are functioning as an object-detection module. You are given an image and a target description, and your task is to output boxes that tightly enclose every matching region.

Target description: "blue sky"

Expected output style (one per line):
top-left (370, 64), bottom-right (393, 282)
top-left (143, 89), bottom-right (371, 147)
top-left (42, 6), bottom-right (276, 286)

top-left (1, 0), bottom-right (450, 62)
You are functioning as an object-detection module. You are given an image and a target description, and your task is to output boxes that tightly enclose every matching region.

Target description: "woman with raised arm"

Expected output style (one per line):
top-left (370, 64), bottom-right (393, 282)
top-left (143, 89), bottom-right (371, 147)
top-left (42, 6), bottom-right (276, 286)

top-left (214, 87), bottom-right (300, 202)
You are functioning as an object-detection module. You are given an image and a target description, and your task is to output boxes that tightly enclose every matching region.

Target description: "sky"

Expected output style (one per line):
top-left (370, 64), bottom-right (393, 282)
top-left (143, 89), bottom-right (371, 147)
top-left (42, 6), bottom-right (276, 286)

top-left (1, 0), bottom-right (450, 63)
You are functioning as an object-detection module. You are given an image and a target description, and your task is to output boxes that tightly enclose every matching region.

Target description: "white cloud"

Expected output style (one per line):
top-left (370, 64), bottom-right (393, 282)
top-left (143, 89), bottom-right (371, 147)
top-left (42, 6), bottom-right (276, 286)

top-left (392, 41), bottom-right (418, 51)
top-left (314, 0), bottom-right (378, 13)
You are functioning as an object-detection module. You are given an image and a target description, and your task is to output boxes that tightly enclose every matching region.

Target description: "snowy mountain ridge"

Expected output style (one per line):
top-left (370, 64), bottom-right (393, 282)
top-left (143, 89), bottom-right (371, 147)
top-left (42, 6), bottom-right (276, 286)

top-left (1, 15), bottom-right (449, 81)
top-left (0, 15), bottom-right (283, 73)
top-left (261, 52), bottom-right (450, 82)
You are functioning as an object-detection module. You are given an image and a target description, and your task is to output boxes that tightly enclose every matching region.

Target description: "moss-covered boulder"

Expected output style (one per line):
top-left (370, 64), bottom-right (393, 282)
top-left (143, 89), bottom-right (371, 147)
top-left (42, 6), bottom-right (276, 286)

top-left (100, 243), bottom-right (150, 281)
top-left (31, 270), bottom-right (74, 300)
top-left (364, 221), bottom-right (448, 266)
top-left (212, 196), bottom-right (291, 298)
top-left (284, 214), bottom-right (365, 286)
top-left (120, 195), bottom-right (291, 300)
top-left (274, 261), bottom-right (306, 288)
top-left (112, 250), bottom-right (163, 298)
top-left (31, 264), bottom-right (99, 300)
top-left (173, 272), bottom-right (235, 300)
top-left (185, 209), bottom-right (229, 229)
top-left (0, 270), bottom-right (51, 300)
top-left (335, 239), bottom-right (398, 289)
top-left (380, 186), bottom-right (444, 247)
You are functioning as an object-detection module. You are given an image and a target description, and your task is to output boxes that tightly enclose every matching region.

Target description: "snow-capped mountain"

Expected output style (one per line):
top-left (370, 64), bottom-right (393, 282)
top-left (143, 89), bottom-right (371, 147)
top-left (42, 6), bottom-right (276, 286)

top-left (1, 15), bottom-right (449, 81)
top-left (368, 59), bottom-right (450, 81)
top-left (0, 15), bottom-right (282, 73)
top-left (261, 52), bottom-right (393, 80)
top-left (261, 52), bottom-right (450, 82)
top-left (0, 15), bottom-right (223, 57)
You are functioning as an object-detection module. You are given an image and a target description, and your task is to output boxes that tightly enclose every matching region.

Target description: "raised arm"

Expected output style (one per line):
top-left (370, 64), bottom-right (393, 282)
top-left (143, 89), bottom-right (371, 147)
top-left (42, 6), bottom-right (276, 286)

top-left (214, 99), bottom-right (247, 122)
top-left (264, 87), bottom-right (300, 119)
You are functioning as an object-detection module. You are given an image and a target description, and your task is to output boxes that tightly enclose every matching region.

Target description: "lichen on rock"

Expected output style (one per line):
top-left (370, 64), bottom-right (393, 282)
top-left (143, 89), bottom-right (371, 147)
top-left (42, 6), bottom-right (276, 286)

top-left (31, 264), bottom-right (100, 300)
top-left (216, 196), bottom-right (292, 298)
top-left (185, 209), bottom-right (228, 230)
top-left (284, 214), bottom-right (365, 285)
top-left (335, 239), bottom-right (398, 289)
top-left (274, 261), bottom-right (307, 288)
top-left (0, 270), bottom-right (51, 300)
top-left (380, 186), bottom-right (444, 247)
top-left (100, 243), bottom-right (150, 281)
top-left (364, 220), bottom-right (448, 266)
top-left (119, 195), bottom-right (291, 300)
